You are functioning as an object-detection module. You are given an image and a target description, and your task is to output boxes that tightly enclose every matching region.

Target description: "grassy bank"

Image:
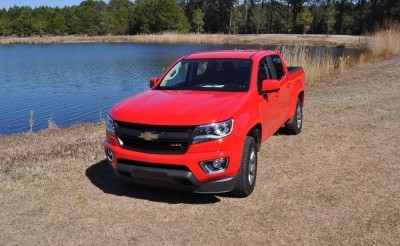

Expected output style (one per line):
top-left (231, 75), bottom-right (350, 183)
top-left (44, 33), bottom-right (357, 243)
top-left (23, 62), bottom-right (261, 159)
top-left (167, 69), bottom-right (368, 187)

top-left (0, 33), bottom-right (367, 48)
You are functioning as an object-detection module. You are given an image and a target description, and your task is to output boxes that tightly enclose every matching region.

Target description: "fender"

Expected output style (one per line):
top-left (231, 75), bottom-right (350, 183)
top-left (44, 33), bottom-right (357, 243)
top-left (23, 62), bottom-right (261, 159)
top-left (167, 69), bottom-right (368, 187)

top-left (287, 74), bottom-right (305, 120)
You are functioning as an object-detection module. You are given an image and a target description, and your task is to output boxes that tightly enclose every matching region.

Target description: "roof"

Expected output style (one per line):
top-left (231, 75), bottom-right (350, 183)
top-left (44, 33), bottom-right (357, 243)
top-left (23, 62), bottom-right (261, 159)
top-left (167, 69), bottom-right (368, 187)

top-left (183, 50), bottom-right (277, 60)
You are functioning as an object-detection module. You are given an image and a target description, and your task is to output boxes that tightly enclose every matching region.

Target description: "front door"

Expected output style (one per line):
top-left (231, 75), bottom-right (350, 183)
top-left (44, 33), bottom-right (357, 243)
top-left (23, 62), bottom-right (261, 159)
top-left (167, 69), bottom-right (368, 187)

top-left (256, 56), bottom-right (282, 140)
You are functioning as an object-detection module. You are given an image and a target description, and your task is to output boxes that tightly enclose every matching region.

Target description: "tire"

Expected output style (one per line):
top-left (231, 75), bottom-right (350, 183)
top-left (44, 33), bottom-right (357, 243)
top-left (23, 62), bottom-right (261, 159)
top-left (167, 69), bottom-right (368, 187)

top-left (231, 136), bottom-right (257, 197)
top-left (284, 98), bottom-right (303, 135)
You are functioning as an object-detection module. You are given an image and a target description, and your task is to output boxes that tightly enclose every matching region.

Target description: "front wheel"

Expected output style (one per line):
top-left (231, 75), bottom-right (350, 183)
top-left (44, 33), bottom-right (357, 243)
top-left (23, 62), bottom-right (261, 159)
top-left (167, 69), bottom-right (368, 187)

top-left (284, 98), bottom-right (303, 135)
top-left (231, 136), bottom-right (257, 197)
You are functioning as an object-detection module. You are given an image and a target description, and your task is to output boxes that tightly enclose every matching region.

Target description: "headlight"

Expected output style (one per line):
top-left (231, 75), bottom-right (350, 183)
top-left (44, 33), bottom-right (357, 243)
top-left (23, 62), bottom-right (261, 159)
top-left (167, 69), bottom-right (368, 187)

top-left (193, 119), bottom-right (233, 144)
top-left (106, 114), bottom-right (115, 135)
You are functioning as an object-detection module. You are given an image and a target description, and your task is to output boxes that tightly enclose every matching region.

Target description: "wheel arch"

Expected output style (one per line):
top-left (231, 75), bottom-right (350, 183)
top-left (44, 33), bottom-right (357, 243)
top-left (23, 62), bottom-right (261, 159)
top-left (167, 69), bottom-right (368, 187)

top-left (246, 123), bottom-right (262, 151)
top-left (298, 90), bottom-right (304, 105)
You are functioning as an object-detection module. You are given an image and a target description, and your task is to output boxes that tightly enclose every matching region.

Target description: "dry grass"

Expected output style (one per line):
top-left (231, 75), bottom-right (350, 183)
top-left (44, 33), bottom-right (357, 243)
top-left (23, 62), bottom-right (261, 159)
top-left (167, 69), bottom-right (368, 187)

top-left (279, 45), bottom-right (362, 85)
top-left (0, 33), bottom-right (367, 47)
top-left (367, 22), bottom-right (400, 57)
top-left (0, 34), bottom-right (227, 45)
top-left (280, 23), bottom-right (400, 85)
top-left (47, 116), bottom-right (58, 129)
top-left (1, 55), bottom-right (400, 245)
top-left (125, 32), bottom-right (227, 44)
top-left (279, 45), bottom-right (337, 84)
top-left (28, 110), bottom-right (34, 134)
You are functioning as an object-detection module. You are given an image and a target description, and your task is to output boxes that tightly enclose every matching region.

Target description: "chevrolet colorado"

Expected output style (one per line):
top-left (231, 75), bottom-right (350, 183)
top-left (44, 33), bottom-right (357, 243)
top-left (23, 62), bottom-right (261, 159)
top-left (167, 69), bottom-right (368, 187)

top-left (104, 50), bottom-right (305, 197)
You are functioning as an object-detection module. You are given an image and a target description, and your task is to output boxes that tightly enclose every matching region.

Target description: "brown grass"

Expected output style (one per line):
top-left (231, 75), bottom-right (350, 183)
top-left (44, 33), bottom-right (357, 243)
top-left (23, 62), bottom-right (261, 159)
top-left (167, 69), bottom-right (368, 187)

top-left (281, 23), bottom-right (400, 85)
top-left (1, 55), bottom-right (400, 245)
top-left (0, 33), bottom-right (367, 48)
top-left (367, 23), bottom-right (400, 57)
top-left (280, 45), bottom-right (337, 84)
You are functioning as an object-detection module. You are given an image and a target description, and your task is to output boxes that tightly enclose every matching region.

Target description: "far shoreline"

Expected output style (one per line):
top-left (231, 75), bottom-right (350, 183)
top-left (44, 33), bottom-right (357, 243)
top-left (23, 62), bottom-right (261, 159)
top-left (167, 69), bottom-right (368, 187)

top-left (0, 33), bottom-right (369, 48)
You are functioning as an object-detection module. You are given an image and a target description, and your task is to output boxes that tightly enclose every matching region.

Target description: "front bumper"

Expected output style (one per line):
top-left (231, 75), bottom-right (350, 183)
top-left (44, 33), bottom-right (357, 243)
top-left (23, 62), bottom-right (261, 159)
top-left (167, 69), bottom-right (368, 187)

top-left (104, 132), bottom-right (243, 193)
top-left (115, 162), bottom-right (237, 193)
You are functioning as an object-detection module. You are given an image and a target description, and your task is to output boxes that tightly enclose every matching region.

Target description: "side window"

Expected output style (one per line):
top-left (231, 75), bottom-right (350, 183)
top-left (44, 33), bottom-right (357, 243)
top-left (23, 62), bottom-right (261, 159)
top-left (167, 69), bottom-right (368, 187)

top-left (257, 57), bottom-right (273, 93)
top-left (197, 61), bottom-right (208, 75)
top-left (161, 62), bottom-right (188, 87)
top-left (271, 55), bottom-right (285, 80)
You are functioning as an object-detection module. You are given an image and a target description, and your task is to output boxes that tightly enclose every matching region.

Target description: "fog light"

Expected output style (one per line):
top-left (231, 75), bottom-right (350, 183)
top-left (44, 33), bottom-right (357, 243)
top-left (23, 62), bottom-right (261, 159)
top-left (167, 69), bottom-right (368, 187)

top-left (212, 159), bottom-right (223, 169)
top-left (105, 147), bottom-right (113, 163)
top-left (199, 158), bottom-right (229, 174)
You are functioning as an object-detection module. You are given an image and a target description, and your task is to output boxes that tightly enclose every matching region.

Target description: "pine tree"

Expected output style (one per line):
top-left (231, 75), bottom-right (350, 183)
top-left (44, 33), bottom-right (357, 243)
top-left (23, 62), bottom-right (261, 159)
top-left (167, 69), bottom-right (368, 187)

top-left (192, 8), bottom-right (204, 33)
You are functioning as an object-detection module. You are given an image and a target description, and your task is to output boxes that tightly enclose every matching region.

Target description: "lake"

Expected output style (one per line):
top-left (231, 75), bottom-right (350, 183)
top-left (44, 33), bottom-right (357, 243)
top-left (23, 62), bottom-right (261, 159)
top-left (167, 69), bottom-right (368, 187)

top-left (0, 43), bottom-right (362, 135)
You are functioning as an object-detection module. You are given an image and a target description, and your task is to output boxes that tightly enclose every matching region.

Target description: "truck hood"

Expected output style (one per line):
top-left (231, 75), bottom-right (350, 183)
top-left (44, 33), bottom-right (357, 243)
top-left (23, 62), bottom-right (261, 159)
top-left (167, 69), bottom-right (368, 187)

top-left (110, 89), bottom-right (248, 126)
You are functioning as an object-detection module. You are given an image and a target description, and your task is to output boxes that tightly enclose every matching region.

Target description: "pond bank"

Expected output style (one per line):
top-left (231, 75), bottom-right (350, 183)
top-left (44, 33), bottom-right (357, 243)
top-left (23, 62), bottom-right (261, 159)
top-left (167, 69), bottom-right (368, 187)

top-left (0, 33), bottom-right (369, 48)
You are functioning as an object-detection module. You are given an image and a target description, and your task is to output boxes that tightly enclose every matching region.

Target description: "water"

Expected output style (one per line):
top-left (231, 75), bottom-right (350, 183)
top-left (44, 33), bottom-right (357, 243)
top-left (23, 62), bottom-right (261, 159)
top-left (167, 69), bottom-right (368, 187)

top-left (0, 43), bottom-right (362, 135)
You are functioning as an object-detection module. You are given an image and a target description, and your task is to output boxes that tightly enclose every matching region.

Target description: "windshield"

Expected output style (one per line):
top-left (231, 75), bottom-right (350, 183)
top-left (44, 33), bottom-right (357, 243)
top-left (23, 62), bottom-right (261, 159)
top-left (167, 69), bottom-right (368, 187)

top-left (156, 59), bottom-right (252, 92)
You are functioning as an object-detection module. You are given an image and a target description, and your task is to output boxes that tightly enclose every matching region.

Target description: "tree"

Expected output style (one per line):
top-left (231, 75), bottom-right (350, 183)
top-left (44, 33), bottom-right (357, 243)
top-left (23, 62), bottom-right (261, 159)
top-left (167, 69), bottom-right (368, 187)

top-left (33, 15), bottom-right (47, 36)
top-left (0, 14), bottom-right (11, 36)
top-left (337, 0), bottom-right (346, 34)
top-left (68, 14), bottom-right (83, 34)
top-left (133, 0), bottom-right (189, 33)
top-left (218, 0), bottom-right (236, 33)
top-left (288, 0), bottom-right (305, 33)
top-left (251, 3), bottom-right (266, 34)
top-left (53, 13), bottom-right (67, 35)
top-left (357, 0), bottom-right (365, 34)
top-left (79, 3), bottom-right (101, 35)
top-left (298, 7), bottom-right (313, 34)
top-left (324, 0), bottom-right (336, 35)
top-left (100, 12), bottom-right (118, 35)
top-left (192, 9), bottom-right (204, 33)
top-left (230, 2), bottom-right (243, 34)
top-left (12, 7), bottom-right (34, 36)
top-left (109, 0), bottom-right (131, 10)
top-left (109, 0), bottom-right (133, 34)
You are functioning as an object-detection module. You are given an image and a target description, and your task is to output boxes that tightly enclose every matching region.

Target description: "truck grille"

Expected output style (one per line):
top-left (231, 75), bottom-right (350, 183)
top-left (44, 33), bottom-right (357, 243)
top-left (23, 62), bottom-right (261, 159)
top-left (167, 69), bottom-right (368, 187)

top-left (114, 121), bottom-right (195, 154)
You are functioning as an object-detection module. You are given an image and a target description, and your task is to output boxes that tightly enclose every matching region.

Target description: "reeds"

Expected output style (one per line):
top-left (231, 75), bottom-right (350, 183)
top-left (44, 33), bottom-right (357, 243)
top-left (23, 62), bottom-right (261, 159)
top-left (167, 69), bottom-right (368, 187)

top-left (47, 116), bottom-right (58, 129)
top-left (29, 110), bottom-right (34, 133)
top-left (0, 33), bottom-right (229, 45)
top-left (367, 22), bottom-right (400, 57)
top-left (279, 45), bottom-right (342, 84)
top-left (125, 32), bottom-right (227, 44)
top-left (281, 22), bottom-right (400, 84)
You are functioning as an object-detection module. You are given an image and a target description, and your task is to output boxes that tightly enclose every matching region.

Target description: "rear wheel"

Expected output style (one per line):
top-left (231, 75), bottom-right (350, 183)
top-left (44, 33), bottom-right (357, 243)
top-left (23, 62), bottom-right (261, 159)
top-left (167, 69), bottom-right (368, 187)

top-left (231, 136), bottom-right (257, 197)
top-left (284, 98), bottom-right (303, 135)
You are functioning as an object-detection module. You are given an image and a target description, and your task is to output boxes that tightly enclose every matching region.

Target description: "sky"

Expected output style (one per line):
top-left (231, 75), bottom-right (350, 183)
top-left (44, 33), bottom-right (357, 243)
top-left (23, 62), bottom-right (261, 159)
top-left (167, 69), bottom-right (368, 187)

top-left (0, 0), bottom-right (104, 9)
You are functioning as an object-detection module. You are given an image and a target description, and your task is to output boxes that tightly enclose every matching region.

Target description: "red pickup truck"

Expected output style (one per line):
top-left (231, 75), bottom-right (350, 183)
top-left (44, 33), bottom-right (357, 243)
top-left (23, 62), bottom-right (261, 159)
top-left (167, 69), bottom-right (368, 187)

top-left (104, 50), bottom-right (304, 197)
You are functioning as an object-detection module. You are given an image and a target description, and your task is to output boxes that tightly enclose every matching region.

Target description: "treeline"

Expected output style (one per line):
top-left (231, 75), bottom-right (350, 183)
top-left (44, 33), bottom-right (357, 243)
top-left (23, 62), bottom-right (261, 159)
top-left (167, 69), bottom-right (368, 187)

top-left (0, 0), bottom-right (399, 37)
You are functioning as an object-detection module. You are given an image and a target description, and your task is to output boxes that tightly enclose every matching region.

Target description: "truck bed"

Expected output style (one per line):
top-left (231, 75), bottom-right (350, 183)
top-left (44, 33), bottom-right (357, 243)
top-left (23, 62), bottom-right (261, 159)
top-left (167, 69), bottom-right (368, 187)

top-left (287, 66), bottom-right (302, 75)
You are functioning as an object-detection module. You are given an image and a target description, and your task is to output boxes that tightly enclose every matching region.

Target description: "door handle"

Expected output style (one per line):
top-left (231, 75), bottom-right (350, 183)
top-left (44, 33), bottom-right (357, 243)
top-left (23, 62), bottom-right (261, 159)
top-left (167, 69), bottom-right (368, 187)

top-left (286, 83), bottom-right (290, 88)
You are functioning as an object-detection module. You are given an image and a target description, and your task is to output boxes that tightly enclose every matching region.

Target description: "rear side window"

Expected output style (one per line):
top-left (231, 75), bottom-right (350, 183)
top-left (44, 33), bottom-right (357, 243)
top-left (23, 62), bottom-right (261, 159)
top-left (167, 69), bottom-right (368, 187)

top-left (271, 55), bottom-right (285, 80)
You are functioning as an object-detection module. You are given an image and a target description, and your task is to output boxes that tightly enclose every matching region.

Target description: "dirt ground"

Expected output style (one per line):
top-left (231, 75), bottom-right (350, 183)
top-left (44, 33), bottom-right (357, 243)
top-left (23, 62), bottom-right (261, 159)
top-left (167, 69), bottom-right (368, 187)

top-left (1, 56), bottom-right (399, 245)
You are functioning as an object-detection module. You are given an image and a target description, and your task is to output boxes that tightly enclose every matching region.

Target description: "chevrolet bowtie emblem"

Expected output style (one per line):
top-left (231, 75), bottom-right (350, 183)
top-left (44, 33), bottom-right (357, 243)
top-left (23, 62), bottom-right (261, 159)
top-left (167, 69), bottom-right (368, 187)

top-left (138, 131), bottom-right (159, 141)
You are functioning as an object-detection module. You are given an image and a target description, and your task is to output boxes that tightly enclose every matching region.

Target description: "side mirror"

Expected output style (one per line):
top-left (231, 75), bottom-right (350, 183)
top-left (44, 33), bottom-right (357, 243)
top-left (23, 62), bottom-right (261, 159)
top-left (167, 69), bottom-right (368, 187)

top-left (149, 78), bottom-right (159, 88)
top-left (261, 79), bottom-right (280, 92)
